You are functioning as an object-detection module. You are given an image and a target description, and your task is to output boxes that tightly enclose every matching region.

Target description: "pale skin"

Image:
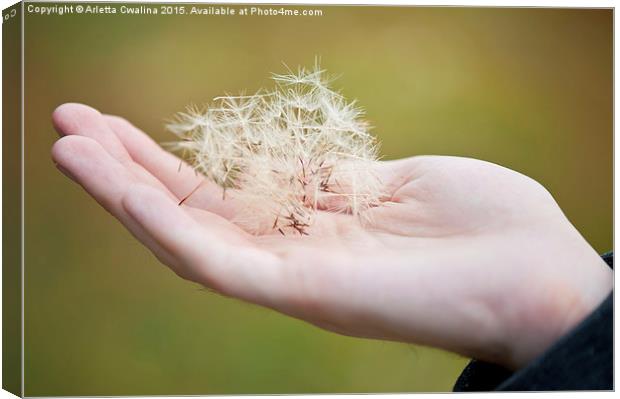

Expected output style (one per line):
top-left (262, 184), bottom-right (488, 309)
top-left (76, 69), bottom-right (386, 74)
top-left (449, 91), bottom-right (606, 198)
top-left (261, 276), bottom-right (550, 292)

top-left (51, 103), bottom-right (612, 371)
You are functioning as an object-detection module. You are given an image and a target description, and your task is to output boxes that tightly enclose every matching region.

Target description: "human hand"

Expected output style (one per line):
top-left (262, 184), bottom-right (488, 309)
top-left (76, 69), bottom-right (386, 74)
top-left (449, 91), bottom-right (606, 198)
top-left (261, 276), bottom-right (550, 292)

top-left (51, 103), bottom-right (612, 370)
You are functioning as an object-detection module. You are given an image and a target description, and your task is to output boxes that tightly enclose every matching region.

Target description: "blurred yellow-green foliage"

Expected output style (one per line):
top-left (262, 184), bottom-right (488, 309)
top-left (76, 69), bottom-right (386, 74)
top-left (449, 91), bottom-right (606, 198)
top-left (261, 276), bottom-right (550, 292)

top-left (21, 4), bottom-right (611, 396)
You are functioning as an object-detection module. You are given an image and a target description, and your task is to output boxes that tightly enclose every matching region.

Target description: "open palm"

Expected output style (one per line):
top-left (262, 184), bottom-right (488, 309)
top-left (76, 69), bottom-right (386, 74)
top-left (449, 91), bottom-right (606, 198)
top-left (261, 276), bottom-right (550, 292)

top-left (52, 103), bottom-right (611, 370)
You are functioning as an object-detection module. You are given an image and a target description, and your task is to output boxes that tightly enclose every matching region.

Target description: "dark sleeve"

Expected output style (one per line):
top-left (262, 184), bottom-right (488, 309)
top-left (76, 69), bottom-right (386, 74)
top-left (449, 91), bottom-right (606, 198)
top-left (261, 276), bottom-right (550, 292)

top-left (453, 252), bottom-right (613, 391)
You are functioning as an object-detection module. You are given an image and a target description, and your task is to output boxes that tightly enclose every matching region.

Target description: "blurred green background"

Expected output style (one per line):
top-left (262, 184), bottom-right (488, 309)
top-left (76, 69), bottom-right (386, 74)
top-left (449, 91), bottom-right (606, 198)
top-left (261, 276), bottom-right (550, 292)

top-left (22, 4), bottom-right (612, 396)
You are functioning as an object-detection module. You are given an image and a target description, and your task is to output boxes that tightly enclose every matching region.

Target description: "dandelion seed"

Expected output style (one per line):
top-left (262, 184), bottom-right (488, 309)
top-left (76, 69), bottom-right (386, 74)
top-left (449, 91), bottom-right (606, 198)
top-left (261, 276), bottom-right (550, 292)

top-left (167, 63), bottom-right (384, 235)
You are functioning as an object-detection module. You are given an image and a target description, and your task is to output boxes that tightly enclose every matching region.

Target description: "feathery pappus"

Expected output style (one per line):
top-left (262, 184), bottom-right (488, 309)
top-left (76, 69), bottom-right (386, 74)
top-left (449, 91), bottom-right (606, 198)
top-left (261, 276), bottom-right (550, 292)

top-left (167, 63), bottom-right (384, 235)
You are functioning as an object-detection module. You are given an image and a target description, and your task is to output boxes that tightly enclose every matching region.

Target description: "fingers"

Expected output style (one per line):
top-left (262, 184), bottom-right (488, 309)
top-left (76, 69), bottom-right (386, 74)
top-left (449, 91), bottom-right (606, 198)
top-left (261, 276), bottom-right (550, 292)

top-left (52, 135), bottom-right (128, 213)
top-left (122, 183), bottom-right (288, 306)
top-left (103, 115), bottom-right (204, 197)
top-left (103, 114), bottom-right (241, 219)
top-left (53, 103), bottom-right (132, 163)
top-left (51, 135), bottom-right (178, 269)
top-left (51, 123), bottom-right (288, 308)
top-left (52, 103), bottom-right (176, 201)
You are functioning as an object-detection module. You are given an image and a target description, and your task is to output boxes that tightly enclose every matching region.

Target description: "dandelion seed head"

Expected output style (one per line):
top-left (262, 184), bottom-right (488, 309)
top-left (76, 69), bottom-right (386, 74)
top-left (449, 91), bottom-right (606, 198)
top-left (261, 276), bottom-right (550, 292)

top-left (167, 63), bottom-right (384, 235)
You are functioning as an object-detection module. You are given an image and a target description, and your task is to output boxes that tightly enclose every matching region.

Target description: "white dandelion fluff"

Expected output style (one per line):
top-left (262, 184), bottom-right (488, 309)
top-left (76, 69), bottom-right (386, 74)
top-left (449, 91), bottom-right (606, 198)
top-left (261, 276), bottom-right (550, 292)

top-left (167, 62), bottom-right (384, 235)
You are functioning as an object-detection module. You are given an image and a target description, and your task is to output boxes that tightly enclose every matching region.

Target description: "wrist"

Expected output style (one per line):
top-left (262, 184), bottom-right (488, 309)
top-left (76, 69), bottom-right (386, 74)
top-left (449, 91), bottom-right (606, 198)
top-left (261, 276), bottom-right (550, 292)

top-left (499, 244), bottom-right (612, 370)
